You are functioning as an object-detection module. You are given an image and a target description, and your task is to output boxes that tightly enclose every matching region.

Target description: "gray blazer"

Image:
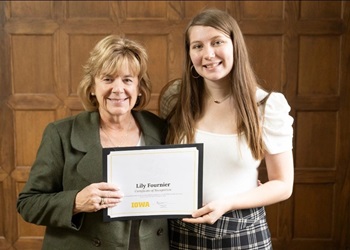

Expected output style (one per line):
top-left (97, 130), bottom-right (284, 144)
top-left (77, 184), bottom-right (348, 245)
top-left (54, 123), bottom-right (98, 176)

top-left (17, 111), bottom-right (169, 250)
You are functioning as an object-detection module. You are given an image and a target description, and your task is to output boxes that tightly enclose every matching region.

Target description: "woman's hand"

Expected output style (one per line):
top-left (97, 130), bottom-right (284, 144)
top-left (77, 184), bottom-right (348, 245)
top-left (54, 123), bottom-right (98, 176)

top-left (182, 199), bottom-right (230, 225)
top-left (73, 182), bottom-right (124, 214)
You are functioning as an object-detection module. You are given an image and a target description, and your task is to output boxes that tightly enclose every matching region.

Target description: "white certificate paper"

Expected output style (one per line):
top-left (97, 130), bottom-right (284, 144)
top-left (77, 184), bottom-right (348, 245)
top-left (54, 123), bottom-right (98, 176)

top-left (102, 144), bottom-right (203, 221)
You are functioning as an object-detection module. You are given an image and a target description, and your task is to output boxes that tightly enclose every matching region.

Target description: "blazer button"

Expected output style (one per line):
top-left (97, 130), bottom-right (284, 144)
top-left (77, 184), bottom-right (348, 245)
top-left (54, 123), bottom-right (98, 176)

top-left (157, 228), bottom-right (164, 236)
top-left (92, 238), bottom-right (102, 247)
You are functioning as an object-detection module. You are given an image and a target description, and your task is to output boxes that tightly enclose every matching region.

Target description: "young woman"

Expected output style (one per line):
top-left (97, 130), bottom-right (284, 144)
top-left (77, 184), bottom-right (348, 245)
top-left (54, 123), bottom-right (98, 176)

top-left (160, 9), bottom-right (294, 249)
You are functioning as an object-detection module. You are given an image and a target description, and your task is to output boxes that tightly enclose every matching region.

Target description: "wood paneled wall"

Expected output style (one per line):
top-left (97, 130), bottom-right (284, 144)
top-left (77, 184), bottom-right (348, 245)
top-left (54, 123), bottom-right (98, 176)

top-left (0, 1), bottom-right (349, 249)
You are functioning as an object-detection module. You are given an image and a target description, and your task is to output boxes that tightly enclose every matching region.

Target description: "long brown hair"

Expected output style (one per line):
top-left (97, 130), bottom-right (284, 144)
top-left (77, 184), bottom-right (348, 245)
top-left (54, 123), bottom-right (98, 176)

top-left (166, 9), bottom-right (267, 160)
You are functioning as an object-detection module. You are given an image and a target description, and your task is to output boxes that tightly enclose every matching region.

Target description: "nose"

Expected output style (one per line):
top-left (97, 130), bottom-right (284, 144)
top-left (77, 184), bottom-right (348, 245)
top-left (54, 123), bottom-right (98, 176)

top-left (204, 46), bottom-right (215, 60)
top-left (111, 79), bottom-right (124, 93)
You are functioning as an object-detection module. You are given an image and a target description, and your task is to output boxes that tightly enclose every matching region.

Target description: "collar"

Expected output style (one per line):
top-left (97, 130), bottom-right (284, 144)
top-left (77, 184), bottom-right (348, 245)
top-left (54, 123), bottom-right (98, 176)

top-left (71, 110), bottom-right (163, 152)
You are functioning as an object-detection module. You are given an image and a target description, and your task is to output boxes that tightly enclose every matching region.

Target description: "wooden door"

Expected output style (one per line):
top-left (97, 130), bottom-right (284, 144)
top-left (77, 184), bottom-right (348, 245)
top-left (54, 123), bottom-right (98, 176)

top-left (0, 1), bottom-right (349, 249)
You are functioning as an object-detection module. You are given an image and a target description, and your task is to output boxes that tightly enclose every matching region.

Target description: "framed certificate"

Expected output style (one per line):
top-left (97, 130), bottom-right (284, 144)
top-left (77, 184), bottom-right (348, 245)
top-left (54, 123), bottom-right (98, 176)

top-left (102, 143), bottom-right (203, 221)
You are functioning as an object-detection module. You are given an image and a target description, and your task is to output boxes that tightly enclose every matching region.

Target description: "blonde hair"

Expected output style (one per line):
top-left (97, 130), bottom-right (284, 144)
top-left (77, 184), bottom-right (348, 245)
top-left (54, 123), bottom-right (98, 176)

top-left (78, 35), bottom-right (151, 111)
top-left (167, 9), bottom-right (267, 160)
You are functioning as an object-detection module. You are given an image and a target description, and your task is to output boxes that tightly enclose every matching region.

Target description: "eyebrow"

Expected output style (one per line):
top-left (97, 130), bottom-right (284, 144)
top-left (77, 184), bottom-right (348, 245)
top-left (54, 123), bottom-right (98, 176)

top-left (100, 73), bottom-right (135, 78)
top-left (122, 74), bottom-right (136, 78)
top-left (190, 35), bottom-right (226, 45)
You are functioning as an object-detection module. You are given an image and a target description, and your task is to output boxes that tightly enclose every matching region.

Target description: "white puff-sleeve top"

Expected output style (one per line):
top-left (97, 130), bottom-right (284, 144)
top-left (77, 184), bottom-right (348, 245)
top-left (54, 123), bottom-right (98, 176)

top-left (197, 88), bottom-right (294, 204)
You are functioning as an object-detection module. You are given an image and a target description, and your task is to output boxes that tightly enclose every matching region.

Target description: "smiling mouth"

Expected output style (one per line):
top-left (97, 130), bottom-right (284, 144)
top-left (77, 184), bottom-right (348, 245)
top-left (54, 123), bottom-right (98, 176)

top-left (204, 62), bottom-right (222, 69)
top-left (108, 97), bottom-right (128, 103)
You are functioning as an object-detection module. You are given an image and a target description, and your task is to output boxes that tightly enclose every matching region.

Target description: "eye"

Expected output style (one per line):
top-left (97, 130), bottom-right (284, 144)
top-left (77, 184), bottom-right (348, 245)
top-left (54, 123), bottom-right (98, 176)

top-left (101, 76), bottom-right (113, 83)
top-left (123, 78), bottom-right (134, 84)
top-left (213, 40), bottom-right (224, 46)
top-left (191, 44), bottom-right (202, 50)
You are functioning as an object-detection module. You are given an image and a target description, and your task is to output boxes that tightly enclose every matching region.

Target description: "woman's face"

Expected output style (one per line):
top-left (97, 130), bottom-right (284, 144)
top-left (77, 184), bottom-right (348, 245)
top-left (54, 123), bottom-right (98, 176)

top-left (93, 63), bottom-right (139, 119)
top-left (188, 25), bottom-right (234, 83)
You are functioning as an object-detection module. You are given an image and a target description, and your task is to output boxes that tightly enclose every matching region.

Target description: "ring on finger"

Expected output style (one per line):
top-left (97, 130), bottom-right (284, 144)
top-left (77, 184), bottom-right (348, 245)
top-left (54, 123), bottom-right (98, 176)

top-left (100, 197), bottom-right (105, 205)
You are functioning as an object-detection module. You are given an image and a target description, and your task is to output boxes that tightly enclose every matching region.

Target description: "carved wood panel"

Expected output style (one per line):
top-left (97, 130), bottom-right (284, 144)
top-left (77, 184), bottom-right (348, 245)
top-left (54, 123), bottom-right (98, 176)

top-left (0, 1), bottom-right (349, 249)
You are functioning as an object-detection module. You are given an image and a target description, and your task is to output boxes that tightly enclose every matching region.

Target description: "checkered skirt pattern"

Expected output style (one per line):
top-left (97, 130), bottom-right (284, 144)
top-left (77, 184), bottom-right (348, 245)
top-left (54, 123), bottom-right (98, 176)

top-left (169, 207), bottom-right (272, 250)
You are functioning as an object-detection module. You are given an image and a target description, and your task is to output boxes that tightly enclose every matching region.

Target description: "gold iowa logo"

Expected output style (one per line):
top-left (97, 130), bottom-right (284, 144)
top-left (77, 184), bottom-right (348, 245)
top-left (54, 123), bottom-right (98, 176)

top-left (131, 201), bottom-right (150, 208)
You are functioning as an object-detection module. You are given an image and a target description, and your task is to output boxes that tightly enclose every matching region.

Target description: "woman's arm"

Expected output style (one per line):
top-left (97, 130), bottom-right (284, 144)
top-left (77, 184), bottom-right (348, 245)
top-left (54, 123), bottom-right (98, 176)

top-left (16, 123), bottom-right (81, 228)
top-left (183, 150), bottom-right (294, 224)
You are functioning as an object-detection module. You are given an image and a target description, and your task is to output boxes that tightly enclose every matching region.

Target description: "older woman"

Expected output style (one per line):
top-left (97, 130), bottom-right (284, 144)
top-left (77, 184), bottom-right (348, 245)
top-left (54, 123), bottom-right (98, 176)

top-left (17, 35), bottom-right (169, 250)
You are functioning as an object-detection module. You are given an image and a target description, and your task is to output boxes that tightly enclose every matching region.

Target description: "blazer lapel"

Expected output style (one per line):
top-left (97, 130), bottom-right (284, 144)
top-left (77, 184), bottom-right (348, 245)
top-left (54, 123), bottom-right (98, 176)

top-left (72, 112), bottom-right (103, 184)
top-left (76, 144), bottom-right (103, 184)
top-left (72, 111), bottom-right (164, 184)
top-left (133, 110), bottom-right (164, 146)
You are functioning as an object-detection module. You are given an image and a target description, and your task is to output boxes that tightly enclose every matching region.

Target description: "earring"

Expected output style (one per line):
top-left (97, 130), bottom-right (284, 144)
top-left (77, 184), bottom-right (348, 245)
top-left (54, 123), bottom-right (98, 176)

top-left (138, 93), bottom-right (142, 96)
top-left (191, 65), bottom-right (200, 79)
top-left (91, 93), bottom-right (95, 96)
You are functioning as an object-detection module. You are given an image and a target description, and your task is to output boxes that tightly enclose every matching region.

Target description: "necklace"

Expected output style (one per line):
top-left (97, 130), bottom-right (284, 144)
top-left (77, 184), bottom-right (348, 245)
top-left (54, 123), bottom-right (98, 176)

top-left (100, 116), bottom-right (132, 147)
top-left (207, 91), bottom-right (232, 104)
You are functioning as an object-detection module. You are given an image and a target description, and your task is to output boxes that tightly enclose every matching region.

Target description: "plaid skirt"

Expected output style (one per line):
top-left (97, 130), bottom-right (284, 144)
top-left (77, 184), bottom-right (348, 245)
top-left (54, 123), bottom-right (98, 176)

top-left (169, 207), bottom-right (272, 250)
